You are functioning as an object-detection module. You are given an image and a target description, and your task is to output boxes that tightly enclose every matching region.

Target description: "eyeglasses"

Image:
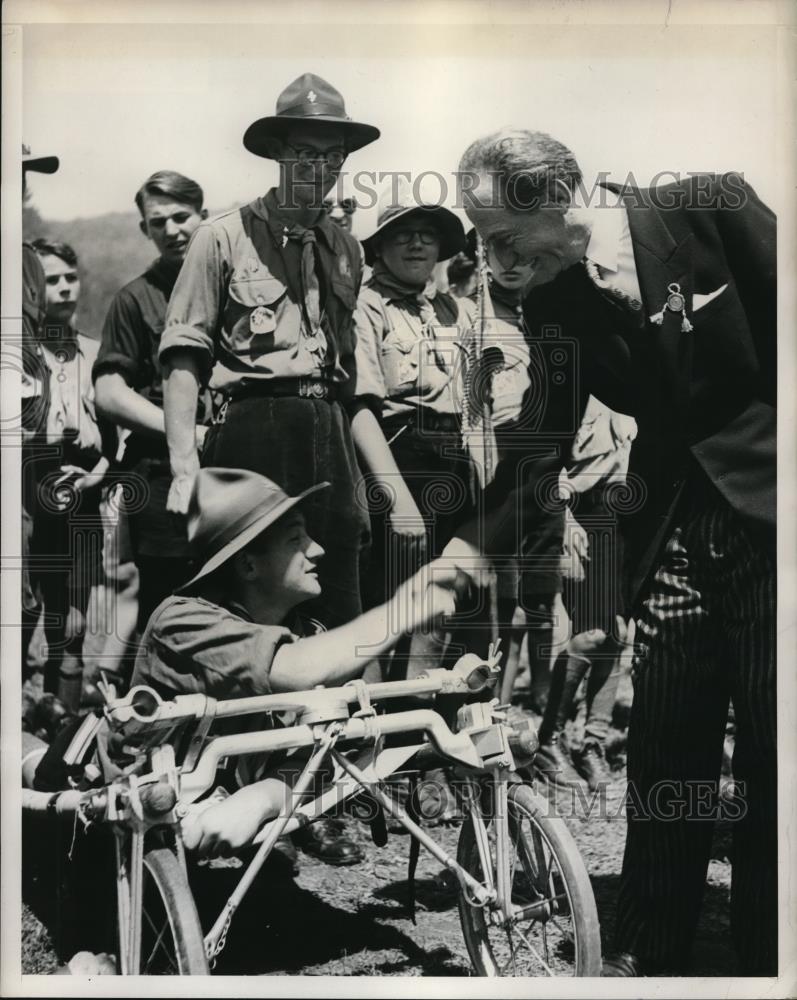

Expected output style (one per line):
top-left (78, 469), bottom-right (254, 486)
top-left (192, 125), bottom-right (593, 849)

top-left (323, 197), bottom-right (357, 215)
top-left (389, 228), bottom-right (440, 246)
top-left (284, 144), bottom-right (346, 169)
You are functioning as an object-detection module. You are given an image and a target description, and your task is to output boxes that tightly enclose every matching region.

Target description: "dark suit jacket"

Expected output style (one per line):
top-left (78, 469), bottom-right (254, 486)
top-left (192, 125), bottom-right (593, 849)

top-left (467, 174), bottom-right (776, 608)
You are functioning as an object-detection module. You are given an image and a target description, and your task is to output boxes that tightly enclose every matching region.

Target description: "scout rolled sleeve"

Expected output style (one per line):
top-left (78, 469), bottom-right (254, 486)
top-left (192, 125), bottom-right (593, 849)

top-left (159, 224), bottom-right (228, 382)
top-left (94, 291), bottom-right (146, 386)
top-left (92, 350), bottom-right (139, 386)
top-left (139, 596), bottom-right (297, 700)
top-left (351, 288), bottom-right (388, 407)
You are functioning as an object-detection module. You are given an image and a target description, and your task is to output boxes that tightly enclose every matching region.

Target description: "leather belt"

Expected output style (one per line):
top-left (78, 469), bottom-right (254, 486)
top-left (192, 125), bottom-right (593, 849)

top-left (227, 377), bottom-right (338, 401)
top-left (383, 410), bottom-right (461, 438)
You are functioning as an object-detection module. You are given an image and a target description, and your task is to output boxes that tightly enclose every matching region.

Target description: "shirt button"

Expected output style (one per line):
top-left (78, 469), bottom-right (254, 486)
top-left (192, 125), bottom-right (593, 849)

top-left (256, 295), bottom-right (265, 305)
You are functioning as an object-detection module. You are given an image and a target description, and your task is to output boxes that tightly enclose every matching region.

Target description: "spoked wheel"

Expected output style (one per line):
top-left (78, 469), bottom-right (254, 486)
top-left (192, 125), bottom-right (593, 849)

top-left (116, 844), bottom-right (208, 975)
top-left (457, 782), bottom-right (601, 976)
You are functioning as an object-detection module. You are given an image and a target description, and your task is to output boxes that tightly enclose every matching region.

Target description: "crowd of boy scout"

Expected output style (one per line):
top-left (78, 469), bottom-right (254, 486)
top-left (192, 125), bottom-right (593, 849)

top-left (21, 70), bottom-right (776, 977)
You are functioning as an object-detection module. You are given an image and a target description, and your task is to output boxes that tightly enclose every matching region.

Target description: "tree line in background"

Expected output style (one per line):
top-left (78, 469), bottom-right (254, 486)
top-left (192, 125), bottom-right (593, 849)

top-left (22, 195), bottom-right (234, 338)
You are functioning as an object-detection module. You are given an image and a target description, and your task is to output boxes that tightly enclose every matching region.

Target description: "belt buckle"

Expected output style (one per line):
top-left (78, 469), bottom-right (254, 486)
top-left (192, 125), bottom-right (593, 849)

top-left (299, 378), bottom-right (325, 399)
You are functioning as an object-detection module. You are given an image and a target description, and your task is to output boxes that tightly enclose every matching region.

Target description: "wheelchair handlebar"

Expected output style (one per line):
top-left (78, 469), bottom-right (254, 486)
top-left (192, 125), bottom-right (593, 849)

top-left (107, 651), bottom-right (502, 732)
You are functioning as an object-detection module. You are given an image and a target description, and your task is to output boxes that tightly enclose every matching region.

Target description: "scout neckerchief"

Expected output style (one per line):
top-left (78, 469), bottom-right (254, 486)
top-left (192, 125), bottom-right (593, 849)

top-left (280, 223), bottom-right (328, 364)
top-left (368, 260), bottom-right (459, 327)
top-left (262, 194), bottom-right (329, 367)
top-left (487, 274), bottom-right (524, 325)
top-left (368, 260), bottom-right (460, 380)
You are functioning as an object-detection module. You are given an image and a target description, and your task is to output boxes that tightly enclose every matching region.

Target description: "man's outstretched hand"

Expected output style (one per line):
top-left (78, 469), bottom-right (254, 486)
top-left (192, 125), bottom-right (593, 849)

top-left (438, 536), bottom-right (493, 589)
top-left (395, 557), bottom-right (475, 627)
top-left (166, 453), bottom-right (200, 515)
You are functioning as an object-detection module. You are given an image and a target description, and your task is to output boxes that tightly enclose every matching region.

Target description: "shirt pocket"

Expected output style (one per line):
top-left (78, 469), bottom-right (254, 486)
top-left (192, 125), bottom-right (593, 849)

top-left (381, 326), bottom-right (420, 393)
top-left (226, 274), bottom-right (290, 350)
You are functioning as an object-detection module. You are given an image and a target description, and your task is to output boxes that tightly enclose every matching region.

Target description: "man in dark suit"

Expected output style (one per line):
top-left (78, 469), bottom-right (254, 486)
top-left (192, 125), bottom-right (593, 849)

top-left (453, 129), bottom-right (776, 976)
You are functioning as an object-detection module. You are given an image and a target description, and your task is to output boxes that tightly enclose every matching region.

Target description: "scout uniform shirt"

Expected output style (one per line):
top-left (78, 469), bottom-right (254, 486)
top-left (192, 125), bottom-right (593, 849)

top-left (352, 263), bottom-right (475, 424)
top-left (158, 190), bottom-right (363, 398)
top-left (93, 257), bottom-right (210, 560)
top-left (94, 256), bottom-right (199, 461)
top-left (131, 593), bottom-right (323, 787)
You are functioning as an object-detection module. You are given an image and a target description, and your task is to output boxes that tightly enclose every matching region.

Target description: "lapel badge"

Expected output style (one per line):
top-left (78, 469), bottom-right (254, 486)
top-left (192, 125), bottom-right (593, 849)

top-left (338, 256), bottom-right (351, 278)
top-left (649, 282), bottom-right (694, 333)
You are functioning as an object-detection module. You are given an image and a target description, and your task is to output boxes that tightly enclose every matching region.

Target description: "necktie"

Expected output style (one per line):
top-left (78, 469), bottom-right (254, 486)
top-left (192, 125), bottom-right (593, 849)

top-left (583, 258), bottom-right (643, 315)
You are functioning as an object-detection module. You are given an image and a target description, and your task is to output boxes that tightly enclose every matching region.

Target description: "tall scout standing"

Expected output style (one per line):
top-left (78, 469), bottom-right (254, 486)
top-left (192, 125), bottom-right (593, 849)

top-left (160, 73), bottom-right (380, 631)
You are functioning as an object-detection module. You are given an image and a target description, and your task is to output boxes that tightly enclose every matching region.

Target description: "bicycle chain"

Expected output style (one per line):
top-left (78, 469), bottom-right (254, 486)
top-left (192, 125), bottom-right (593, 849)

top-left (206, 911), bottom-right (233, 968)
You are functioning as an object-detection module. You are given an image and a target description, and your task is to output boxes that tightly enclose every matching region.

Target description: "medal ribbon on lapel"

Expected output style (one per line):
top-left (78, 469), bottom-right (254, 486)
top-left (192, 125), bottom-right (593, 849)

top-left (649, 282), bottom-right (694, 333)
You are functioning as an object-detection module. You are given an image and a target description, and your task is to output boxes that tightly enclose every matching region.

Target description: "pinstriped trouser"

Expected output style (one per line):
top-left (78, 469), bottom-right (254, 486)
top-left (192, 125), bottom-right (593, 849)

top-left (615, 473), bottom-right (776, 974)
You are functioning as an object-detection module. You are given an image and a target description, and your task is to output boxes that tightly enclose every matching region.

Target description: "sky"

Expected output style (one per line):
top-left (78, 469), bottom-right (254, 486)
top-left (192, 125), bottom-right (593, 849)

top-left (15, 6), bottom-right (787, 240)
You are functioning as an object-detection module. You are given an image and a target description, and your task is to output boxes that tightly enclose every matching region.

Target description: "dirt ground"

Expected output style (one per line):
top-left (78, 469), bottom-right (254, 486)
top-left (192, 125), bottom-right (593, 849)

top-left (21, 685), bottom-right (738, 978)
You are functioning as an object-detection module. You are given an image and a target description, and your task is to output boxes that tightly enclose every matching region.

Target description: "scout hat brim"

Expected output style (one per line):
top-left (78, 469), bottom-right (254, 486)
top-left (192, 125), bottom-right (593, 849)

top-left (22, 153), bottom-right (59, 174)
top-left (362, 205), bottom-right (466, 265)
top-left (244, 115), bottom-right (380, 159)
top-left (176, 480), bottom-right (329, 594)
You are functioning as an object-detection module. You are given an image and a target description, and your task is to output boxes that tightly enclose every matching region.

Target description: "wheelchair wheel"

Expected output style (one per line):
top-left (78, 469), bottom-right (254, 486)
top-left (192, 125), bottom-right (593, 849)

top-left (457, 783), bottom-right (601, 976)
top-left (117, 846), bottom-right (208, 975)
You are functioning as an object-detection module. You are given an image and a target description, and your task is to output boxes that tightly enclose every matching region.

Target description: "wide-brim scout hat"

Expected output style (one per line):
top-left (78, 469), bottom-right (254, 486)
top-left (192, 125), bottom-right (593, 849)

top-left (176, 468), bottom-right (328, 593)
top-left (362, 180), bottom-right (466, 266)
top-left (243, 73), bottom-right (380, 160)
top-left (22, 144), bottom-right (59, 174)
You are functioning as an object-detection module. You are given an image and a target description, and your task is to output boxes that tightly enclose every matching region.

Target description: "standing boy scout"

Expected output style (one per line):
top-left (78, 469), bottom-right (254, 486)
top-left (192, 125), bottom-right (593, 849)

top-left (94, 170), bottom-right (209, 629)
top-left (160, 73), bottom-right (380, 633)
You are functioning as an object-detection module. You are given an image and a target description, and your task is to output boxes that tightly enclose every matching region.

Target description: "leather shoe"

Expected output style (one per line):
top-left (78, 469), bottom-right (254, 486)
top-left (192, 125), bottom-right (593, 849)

top-left (293, 817), bottom-right (364, 867)
top-left (271, 834), bottom-right (300, 876)
top-left (534, 741), bottom-right (587, 790)
top-left (601, 951), bottom-right (644, 976)
top-left (575, 741), bottom-right (612, 791)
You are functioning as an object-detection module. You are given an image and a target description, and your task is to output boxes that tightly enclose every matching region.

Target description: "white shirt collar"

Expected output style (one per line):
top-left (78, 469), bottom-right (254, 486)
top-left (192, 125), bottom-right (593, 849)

top-left (583, 188), bottom-right (625, 275)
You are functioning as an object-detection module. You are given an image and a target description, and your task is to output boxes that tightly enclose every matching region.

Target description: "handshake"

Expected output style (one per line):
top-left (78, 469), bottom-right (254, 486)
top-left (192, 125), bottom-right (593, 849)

top-left (391, 536), bottom-right (492, 631)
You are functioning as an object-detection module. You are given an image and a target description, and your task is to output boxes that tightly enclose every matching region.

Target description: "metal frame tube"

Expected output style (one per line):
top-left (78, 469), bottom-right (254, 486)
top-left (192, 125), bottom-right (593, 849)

top-left (114, 830), bottom-right (132, 976)
top-left (493, 774), bottom-right (511, 919)
top-left (203, 725), bottom-right (341, 960)
top-left (211, 675), bottom-right (449, 721)
top-left (127, 831), bottom-right (144, 973)
top-left (331, 750), bottom-right (493, 905)
top-left (180, 709), bottom-right (481, 803)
